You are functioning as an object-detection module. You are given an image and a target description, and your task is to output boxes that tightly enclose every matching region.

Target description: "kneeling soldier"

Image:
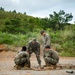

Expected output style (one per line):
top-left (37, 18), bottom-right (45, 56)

top-left (44, 45), bottom-right (59, 67)
top-left (14, 46), bottom-right (30, 69)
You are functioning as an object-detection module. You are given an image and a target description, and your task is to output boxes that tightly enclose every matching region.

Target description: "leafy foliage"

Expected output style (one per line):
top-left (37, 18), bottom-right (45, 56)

top-left (49, 10), bottom-right (73, 30)
top-left (0, 7), bottom-right (73, 33)
top-left (0, 7), bottom-right (75, 56)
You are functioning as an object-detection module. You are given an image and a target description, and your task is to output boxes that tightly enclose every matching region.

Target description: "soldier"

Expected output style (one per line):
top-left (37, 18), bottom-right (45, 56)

top-left (43, 45), bottom-right (59, 66)
top-left (27, 38), bottom-right (41, 68)
top-left (14, 46), bottom-right (30, 69)
top-left (40, 30), bottom-right (51, 47)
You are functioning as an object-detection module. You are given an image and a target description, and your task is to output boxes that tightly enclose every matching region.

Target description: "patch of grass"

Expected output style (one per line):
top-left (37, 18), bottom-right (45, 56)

top-left (51, 43), bottom-right (63, 52)
top-left (0, 32), bottom-right (40, 46)
top-left (0, 25), bottom-right (75, 57)
top-left (60, 51), bottom-right (75, 57)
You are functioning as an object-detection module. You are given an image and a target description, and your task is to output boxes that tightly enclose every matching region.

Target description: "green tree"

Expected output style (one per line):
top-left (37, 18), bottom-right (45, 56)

top-left (40, 17), bottom-right (49, 29)
top-left (0, 7), bottom-right (4, 11)
top-left (49, 10), bottom-right (73, 30)
top-left (12, 10), bottom-right (16, 13)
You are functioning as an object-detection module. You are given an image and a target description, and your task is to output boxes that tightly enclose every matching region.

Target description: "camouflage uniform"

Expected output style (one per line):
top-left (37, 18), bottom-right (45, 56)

top-left (43, 33), bottom-right (51, 47)
top-left (42, 33), bottom-right (51, 54)
top-left (14, 51), bottom-right (30, 68)
top-left (27, 40), bottom-right (41, 66)
top-left (44, 49), bottom-right (59, 66)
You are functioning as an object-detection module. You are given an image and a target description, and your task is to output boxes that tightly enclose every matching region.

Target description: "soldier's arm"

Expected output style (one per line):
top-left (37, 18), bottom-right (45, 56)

top-left (26, 55), bottom-right (30, 62)
top-left (48, 50), bottom-right (53, 57)
top-left (37, 43), bottom-right (40, 54)
top-left (46, 34), bottom-right (50, 46)
top-left (25, 52), bottom-right (30, 62)
top-left (27, 42), bottom-right (31, 52)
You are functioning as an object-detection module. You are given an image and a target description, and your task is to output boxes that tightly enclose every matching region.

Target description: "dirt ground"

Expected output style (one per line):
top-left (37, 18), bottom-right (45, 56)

top-left (0, 50), bottom-right (75, 75)
top-left (0, 44), bottom-right (75, 75)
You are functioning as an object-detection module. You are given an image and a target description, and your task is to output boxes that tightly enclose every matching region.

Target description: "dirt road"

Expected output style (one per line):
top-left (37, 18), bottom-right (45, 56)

top-left (0, 51), bottom-right (75, 75)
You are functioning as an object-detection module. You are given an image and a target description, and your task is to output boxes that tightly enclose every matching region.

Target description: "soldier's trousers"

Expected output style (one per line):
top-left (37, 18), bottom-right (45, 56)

top-left (14, 57), bottom-right (30, 67)
top-left (44, 57), bottom-right (58, 66)
top-left (29, 50), bottom-right (41, 66)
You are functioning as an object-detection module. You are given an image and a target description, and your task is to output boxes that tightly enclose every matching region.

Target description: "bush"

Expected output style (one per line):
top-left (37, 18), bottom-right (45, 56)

top-left (0, 25), bottom-right (75, 57)
top-left (0, 31), bottom-right (40, 46)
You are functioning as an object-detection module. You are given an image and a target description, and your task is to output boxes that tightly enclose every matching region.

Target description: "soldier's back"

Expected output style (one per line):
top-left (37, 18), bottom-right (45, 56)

top-left (49, 49), bottom-right (59, 61)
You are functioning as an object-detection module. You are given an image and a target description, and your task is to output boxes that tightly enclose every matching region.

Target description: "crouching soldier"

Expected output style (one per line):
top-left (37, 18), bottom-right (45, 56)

top-left (44, 45), bottom-right (59, 67)
top-left (14, 46), bottom-right (30, 69)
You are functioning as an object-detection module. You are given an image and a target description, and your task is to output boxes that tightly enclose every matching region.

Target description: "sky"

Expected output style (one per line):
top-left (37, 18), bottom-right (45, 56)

top-left (0, 0), bottom-right (75, 23)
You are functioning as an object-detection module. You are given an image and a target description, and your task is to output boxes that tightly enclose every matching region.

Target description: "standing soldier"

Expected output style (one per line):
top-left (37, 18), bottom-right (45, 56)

top-left (40, 30), bottom-right (51, 55)
top-left (44, 45), bottom-right (59, 67)
top-left (27, 38), bottom-right (41, 68)
top-left (14, 46), bottom-right (30, 69)
top-left (40, 30), bottom-right (51, 48)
